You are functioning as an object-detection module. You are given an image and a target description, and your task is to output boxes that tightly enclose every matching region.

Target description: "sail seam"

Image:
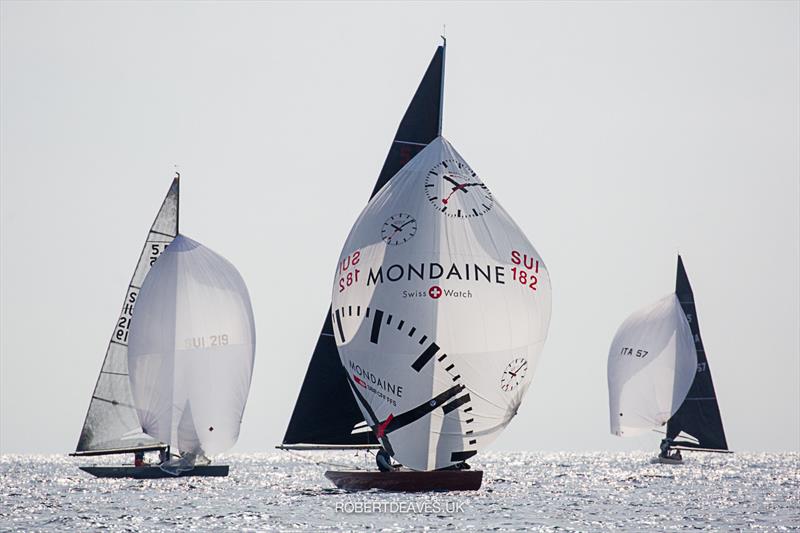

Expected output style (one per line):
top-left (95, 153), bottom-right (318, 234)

top-left (149, 229), bottom-right (177, 238)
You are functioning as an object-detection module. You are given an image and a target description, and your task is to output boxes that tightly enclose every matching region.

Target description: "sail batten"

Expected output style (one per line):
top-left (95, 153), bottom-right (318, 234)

top-left (74, 178), bottom-right (179, 455)
top-left (282, 45), bottom-right (445, 448)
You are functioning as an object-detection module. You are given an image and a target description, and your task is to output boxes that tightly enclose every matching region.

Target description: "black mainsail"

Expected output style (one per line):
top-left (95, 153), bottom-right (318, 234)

top-left (666, 255), bottom-right (729, 451)
top-left (72, 177), bottom-right (179, 456)
top-left (281, 44), bottom-right (445, 449)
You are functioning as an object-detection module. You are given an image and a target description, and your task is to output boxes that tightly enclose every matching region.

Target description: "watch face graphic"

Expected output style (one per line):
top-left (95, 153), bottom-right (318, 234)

top-left (331, 305), bottom-right (478, 463)
top-left (424, 159), bottom-right (493, 218)
top-left (500, 357), bottom-right (528, 392)
top-left (381, 213), bottom-right (417, 246)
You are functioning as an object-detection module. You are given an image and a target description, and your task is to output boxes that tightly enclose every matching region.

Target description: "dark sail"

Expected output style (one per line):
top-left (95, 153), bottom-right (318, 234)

top-left (282, 45), bottom-right (445, 448)
top-left (370, 45), bottom-right (445, 197)
top-left (666, 255), bottom-right (729, 450)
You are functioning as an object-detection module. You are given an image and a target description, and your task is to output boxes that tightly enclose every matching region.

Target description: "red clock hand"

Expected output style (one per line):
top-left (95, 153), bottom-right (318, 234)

top-left (375, 414), bottom-right (394, 438)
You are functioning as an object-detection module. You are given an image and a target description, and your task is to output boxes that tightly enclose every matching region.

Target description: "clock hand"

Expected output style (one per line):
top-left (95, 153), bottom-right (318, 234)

top-left (390, 224), bottom-right (403, 231)
top-left (399, 219), bottom-right (415, 229)
top-left (444, 175), bottom-right (470, 195)
top-left (442, 182), bottom-right (485, 204)
top-left (443, 175), bottom-right (462, 187)
top-left (442, 187), bottom-right (463, 205)
top-left (374, 384), bottom-right (465, 436)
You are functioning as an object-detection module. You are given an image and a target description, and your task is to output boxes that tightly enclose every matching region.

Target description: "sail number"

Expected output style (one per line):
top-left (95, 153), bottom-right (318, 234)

top-left (620, 347), bottom-right (649, 358)
top-left (114, 288), bottom-right (137, 343)
top-left (184, 334), bottom-right (230, 348)
top-left (510, 250), bottom-right (539, 292)
top-left (337, 250), bottom-right (361, 293)
top-left (149, 242), bottom-right (169, 265)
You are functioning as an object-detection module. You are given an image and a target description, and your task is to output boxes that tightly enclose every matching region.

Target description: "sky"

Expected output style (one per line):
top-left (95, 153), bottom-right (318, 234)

top-left (1, 1), bottom-right (798, 455)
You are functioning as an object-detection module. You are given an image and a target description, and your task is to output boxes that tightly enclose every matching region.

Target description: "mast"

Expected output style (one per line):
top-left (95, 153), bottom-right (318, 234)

top-left (72, 176), bottom-right (179, 456)
top-left (438, 35), bottom-right (445, 136)
top-left (175, 171), bottom-right (180, 235)
top-left (281, 44), bottom-right (446, 450)
top-left (666, 255), bottom-right (729, 451)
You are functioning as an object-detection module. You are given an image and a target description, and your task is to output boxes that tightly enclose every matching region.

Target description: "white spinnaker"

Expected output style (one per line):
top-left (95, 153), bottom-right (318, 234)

top-left (128, 235), bottom-right (256, 456)
top-left (607, 293), bottom-right (697, 437)
top-left (331, 137), bottom-right (552, 471)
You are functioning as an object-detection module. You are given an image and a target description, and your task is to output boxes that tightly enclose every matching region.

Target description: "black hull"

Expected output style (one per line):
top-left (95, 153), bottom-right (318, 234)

top-left (79, 465), bottom-right (229, 479)
top-left (325, 469), bottom-right (482, 492)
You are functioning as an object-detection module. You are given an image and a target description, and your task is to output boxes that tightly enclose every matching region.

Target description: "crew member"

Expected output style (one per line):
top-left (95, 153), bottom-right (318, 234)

top-left (134, 451), bottom-right (146, 468)
top-left (659, 438), bottom-right (671, 459)
top-left (376, 449), bottom-right (395, 472)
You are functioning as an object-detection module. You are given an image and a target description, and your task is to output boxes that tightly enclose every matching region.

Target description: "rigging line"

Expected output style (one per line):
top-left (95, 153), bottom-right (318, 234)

top-left (279, 447), bottom-right (373, 472)
top-left (100, 370), bottom-right (128, 376)
top-left (650, 428), bottom-right (700, 443)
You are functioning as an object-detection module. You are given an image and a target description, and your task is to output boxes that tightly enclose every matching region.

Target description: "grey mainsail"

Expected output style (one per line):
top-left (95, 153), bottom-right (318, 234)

top-left (73, 177), bottom-right (179, 456)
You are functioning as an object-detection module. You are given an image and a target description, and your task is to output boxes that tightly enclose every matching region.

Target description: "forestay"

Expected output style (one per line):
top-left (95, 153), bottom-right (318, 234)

top-left (74, 178), bottom-right (178, 455)
top-left (127, 235), bottom-right (255, 458)
top-left (331, 137), bottom-right (552, 471)
top-left (607, 293), bottom-right (697, 436)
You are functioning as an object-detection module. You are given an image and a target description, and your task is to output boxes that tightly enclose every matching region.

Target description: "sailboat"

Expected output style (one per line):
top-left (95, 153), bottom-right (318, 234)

top-left (607, 255), bottom-right (730, 464)
top-left (72, 175), bottom-right (256, 478)
top-left (280, 41), bottom-right (552, 492)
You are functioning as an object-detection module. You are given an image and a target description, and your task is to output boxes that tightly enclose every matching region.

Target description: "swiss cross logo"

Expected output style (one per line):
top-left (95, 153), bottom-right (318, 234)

top-left (428, 286), bottom-right (443, 299)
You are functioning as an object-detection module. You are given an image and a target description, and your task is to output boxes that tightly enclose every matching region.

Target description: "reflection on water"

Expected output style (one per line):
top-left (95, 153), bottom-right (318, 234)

top-left (1, 452), bottom-right (797, 531)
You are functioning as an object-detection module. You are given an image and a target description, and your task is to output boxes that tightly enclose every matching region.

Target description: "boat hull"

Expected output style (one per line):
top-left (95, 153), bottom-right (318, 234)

top-left (651, 456), bottom-right (684, 465)
top-left (78, 465), bottom-right (229, 478)
top-left (324, 469), bottom-right (483, 492)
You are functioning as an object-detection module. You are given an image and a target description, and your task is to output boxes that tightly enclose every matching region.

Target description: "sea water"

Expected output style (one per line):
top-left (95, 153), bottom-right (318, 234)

top-left (1, 452), bottom-right (797, 531)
